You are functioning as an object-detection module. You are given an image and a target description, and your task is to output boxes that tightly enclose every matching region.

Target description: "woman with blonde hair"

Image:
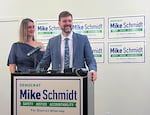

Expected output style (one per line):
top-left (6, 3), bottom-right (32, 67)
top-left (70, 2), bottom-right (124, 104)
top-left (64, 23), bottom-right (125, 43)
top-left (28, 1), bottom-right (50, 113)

top-left (7, 18), bottom-right (45, 73)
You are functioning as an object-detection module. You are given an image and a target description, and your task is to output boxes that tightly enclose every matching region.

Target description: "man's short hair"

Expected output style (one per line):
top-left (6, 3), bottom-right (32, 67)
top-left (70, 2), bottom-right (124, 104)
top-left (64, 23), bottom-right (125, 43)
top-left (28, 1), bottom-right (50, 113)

top-left (58, 11), bottom-right (73, 21)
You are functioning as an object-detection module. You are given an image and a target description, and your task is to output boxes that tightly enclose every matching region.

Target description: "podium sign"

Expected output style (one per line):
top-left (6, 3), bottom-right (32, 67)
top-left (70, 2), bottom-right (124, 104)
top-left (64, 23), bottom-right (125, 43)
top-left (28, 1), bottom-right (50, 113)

top-left (11, 75), bottom-right (87, 115)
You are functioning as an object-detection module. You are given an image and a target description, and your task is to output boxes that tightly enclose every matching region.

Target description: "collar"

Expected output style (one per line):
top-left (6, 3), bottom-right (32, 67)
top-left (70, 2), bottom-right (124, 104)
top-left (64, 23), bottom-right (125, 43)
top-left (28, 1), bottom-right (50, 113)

top-left (61, 31), bottom-right (73, 41)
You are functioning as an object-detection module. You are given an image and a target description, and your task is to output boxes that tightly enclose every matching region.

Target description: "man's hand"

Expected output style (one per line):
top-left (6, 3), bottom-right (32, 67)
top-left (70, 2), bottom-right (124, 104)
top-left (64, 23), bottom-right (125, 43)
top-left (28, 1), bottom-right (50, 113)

top-left (89, 70), bottom-right (97, 81)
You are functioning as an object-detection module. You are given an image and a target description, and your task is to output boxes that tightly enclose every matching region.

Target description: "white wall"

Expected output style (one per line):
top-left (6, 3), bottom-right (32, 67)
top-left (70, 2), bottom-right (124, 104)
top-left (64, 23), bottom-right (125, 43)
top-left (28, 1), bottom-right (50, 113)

top-left (0, 0), bottom-right (150, 115)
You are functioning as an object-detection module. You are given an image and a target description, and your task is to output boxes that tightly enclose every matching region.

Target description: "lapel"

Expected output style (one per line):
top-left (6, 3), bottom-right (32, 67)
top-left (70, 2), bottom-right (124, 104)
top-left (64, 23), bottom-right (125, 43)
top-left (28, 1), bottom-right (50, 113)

top-left (73, 32), bottom-right (78, 59)
top-left (56, 35), bottom-right (61, 63)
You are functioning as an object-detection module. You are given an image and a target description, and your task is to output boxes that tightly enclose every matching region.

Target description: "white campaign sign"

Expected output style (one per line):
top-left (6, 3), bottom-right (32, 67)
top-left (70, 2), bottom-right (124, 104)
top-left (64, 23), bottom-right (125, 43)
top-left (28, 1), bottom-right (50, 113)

top-left (108, 16), bottom-right (145, 38)
top-left (108, 41), bottom-right (145, 63)
top-left (91, 42), bottom-right (104, 63)
top-left (13, 76), bottom-right (83, 115)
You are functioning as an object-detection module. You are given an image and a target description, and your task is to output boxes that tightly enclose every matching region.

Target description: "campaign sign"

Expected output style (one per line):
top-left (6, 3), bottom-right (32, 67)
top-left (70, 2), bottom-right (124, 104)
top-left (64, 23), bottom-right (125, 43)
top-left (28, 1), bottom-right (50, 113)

top-left (11, 75), bottom-right (84, 115)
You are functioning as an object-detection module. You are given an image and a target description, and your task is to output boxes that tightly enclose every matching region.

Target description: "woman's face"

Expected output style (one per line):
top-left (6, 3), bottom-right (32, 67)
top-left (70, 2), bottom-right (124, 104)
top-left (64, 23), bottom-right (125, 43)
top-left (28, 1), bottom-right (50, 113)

top-left (27, 21), bottom-right (35, 37)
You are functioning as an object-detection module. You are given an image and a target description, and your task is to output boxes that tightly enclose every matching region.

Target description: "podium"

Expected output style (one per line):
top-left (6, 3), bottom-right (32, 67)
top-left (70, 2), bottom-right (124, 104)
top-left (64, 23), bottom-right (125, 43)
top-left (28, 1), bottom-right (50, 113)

top-left (11, 73), bottom-right (94, 115)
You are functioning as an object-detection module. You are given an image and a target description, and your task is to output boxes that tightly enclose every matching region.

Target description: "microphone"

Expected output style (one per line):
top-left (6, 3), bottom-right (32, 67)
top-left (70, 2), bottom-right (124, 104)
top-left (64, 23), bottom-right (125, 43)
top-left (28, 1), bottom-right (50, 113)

top-left (27, 45), bottom-right (42, 56)
top-left (64, 68), bottom-right (88, 76)
top-left (72, 68), bottom-right (88, 76)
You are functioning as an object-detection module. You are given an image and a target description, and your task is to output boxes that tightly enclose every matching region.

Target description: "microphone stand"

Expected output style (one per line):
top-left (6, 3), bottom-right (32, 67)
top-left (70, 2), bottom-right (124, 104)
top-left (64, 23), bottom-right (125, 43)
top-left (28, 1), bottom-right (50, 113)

top-left (27, 52), bottom-right (38, 73)
top-left (33, 53), bottom-right (37, 69)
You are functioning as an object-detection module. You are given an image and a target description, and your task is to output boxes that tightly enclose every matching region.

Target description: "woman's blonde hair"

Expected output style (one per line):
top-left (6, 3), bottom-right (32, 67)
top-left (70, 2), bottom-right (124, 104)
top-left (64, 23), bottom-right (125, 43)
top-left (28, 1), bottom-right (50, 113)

top-left (19, 18), bottom-right (34, 43)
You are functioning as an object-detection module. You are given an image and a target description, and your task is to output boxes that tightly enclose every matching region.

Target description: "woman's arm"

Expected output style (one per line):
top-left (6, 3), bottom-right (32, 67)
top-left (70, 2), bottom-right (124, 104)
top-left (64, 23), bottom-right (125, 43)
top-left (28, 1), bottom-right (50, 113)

top-left (9, 64), bottom-right (16, 73)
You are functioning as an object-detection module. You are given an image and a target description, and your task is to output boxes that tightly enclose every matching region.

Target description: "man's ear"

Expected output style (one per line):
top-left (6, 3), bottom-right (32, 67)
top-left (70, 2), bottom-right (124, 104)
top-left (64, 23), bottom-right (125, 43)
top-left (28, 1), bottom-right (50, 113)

top-left (58, 21), bottom-right (60, 26)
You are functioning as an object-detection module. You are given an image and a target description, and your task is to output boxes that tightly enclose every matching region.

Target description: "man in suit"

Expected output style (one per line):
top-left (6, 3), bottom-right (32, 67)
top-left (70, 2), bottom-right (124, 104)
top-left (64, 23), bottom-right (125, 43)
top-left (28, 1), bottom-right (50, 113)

top-left (37, 11), bottom-right (97, 81)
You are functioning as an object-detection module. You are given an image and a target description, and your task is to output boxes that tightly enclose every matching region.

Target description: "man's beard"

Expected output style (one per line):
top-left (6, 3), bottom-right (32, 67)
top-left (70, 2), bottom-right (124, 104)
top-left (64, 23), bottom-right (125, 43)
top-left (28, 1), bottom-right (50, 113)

top-left (62, 25), bottom-right (72, 34)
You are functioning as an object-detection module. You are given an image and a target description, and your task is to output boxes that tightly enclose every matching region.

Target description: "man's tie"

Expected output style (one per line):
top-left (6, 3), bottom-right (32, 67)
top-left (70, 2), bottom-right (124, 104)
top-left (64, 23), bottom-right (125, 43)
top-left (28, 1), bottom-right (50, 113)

top-left (64, 38), bottom-right (70, 69)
